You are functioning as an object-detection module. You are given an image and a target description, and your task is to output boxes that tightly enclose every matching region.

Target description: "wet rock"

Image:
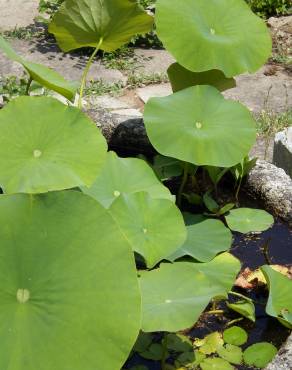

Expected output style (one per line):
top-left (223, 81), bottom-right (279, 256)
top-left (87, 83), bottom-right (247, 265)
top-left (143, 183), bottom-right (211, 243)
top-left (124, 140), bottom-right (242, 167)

top-left (273, 127), bottom-right (292, 178)
top-left (265, 334), bottom-right (292, 370)
top-left (246, 160), bottom-right (292, 222)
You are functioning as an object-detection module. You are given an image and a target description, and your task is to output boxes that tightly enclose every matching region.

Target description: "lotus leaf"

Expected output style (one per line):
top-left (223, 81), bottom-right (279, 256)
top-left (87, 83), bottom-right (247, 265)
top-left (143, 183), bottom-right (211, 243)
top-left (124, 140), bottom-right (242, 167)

top-left (225, 208), bottom-right (274, 233)
top-left (167, 63), bottom-right (236, 93)
top-left (144, 85), bottom-right (256, 167)
top-left (152, 155), bottom-right (183, 180)
top-left (227, 300), bottom-right (256, 322)
top-left (82, 151), bottom-right (173, 208)
top-left (140, 253), bottom-right (240, 332)
top-left (0, 36), bottom-right (78, 100)
top-left (0, 96), bottom-right (107, 194)
top-left (156, 0), bottom-right (272, 77)
top-left (109, 192), bottom-right (186, 268)
top-left (49, 0), bottom-right (153, 52)
top-left (243, 342), bottom-right (277, 368)
top-left (223, 326), bottom-right (248, 346)
top-left (261, 265), bottom-right (292, 329)
top-left (0, 191), bottom-right (141, 370)
top-left (169, 218), bottom-right (232, 262)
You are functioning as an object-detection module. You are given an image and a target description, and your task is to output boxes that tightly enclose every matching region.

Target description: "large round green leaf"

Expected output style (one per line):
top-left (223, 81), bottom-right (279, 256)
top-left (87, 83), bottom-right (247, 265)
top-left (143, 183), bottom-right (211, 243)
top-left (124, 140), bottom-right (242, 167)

top-left (243, 342), bottom-right (277, 368)
top-left (168, 218), bottom-right (232, 262)
top-left (225, 208), bottom-right (274, 233)
top-left (144, 85), bottom-right (256, 167)
top-left (49, 0), bottom-right (153, 52)
top-left (0, 191), bottom-right (141, 370)
top-left (140, 253), bottom-right (240, 332)
top-left (0, 36), bottom-right (78, 100)
top-left (167, 63), bottom-right (236, 93)
top-left (261, 265), bottom-right (292, 329)
top-left (156, 0), bottom-right (272, 77)
top-left (0, 96), bottom-right (107, 194)
top-left (109, 192), bottom-right (186, 268)
top-left (82, 151), bottom-right (173, 208)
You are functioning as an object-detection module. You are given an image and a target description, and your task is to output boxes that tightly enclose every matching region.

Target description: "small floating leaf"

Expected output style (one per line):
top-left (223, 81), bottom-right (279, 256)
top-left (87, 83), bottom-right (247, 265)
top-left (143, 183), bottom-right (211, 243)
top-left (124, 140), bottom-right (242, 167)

top-left (133, 332), bottom-right (153, 353)
top-left (140, 343), bottom-right (165, 361)
top-left (227, 300), bottom-right (256, 322)
top-left (168, 218), bottom-right (232, 262)
top-left (194, 332), bottom-right (223, 355)
top-left (156, 0), bottom-right (271, 77)
top-left (166, 333), bottom-right (192, 353)
top-left (49, 0), bottom-right (153, 52)
top-left (140, 253), bottom-right (240, 332)
top-left (225, 208), bottom-right (274, 233)
top-left (0, 36), bottom-right (78, 100)
top-left (261, 265), bottom-right (292, 329)
top-left (223, 326), bottom-right (248, 346)
top-left (0, 96), bottom-right (107, 194)
top-left (243, 342), bottom-right (277, 368)
top-left (168, 63), bottom-right (236, 92)
top-left (144, 85), bottom-right (256, 167)
top-left (217, 344), bottom-right (243, 365)
top-left (175, 350), bottom-right (205, 368)
top-left (200, 357), bottom-right (234, 370)
top-left (82, 151), bottom-right (173, 208)
top-left (109, 192), bottom-right (186, 268)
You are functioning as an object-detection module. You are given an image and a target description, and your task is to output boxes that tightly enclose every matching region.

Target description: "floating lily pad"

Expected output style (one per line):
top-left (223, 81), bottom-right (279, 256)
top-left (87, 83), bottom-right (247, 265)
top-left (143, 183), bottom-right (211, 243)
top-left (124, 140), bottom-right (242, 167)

top-left (49, 0), bottom-right (153, 52)
top-left (156, 0), bottom-right (271, 77)
top-left (140, 253), bottom-right (240, 332)
top-left (109, 192), bottom-right (186, 268)
top-left (167, 63), bottom-right (236, 92)
top-left (225, 208), bottom-right (274, 233)
top-left (261, 265), bottom-right (292, 329)
top-left (223, 326), bottom-right (248, 346)
top-left (243, 342), bottom-right (277, 368)
top-left (133, 332), bottom-right (153, 353)
top-left (82, 151), bottom-right (173, 208)
top-left (140, 343), bottom-right (165, 361)
top-left (169, 218), bottom-right (232, 262)
top-left (0, 191), bottom-right (141, 370)
top-left (0, 96), bottom-right (107, 194)
top-left (0, 36), bottom-right (78, 100)
top-left (200, 357), bottom-right (234, 370)
top-left (166, 333), bottom-right (193, 353)
top-left (175, 350), bottom-right (205, 368)
top-left (144, 85), bottom-right (256, 167)
top-left (217, 344), bottom-right (243, 365)
top-left (227, 300), bottom-right (256, 322)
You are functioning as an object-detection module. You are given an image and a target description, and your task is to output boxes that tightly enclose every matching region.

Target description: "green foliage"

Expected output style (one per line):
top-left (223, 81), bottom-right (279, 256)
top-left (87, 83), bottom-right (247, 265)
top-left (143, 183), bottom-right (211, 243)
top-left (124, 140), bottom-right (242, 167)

top-left (225, 208), bottom-right (274, 233)
top-left (168, 218), bottom-right (232, 262)
top-left (156, 0), bottom-right (271, 77)
top-left (0, 36), bottom-right (78, 100)
top-left (0, 75), bottom-right (28, 101)
top-left (200, 358), bottom-right (234, 370)
top-left (223, 327), bottom-right (248, 346)
top-left (243, 342), bottom-right (278, 368)
top-left (217, 344), bottom-right (243, 365)
top-left (261, 265), bottom-right (292, 328)
top-left (144, 85), bottom-right (256, 167)
top-left (0, 96), bottom-right (107, 194)
top-left (49, 0), bottom-right (153, 52)
top-left (227, 300), bottom-right (256, 322)
top-left (246, 0), bottom-right (291, 18)
top-left (0, 191), bottom-right (141, 370)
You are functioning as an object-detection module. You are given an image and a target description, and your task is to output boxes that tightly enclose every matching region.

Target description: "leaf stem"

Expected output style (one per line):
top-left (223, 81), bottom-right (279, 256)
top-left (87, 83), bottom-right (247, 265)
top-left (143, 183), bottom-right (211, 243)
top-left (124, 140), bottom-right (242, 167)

top-left (206, 310), bottom-right (224, 315)
top-left (25, 77), bottom-right (33, 96)
top-left (177, 162), bottom-right (189, 207)
top-left (161, 333), bottom-right (168, 370)
top-left (226, 317), bottom-right (244, 326)
top-left (228, 291), bottom-right (253, 303)
top-left (235, 176), bottom-right (243, 205)
top-left (78, 39), bottom-right (103, 109)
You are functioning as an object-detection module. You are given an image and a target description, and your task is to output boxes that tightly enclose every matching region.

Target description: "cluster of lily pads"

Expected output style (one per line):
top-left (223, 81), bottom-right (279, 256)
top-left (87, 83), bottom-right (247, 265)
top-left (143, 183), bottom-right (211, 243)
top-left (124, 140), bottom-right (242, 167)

top-left (0, 0), bottom-right (291, 370)
top-left (131, 326), bottom-right (278, 369)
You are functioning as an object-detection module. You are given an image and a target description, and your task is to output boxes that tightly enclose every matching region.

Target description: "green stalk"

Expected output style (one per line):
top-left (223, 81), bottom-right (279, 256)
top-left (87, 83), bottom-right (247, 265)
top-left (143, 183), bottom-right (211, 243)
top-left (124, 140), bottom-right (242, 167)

top-left (25, 77), bottom-right (33, 96)
top-left (78, 39), bottom-right (103, 109)
top-left (177, 162), bottom-right (189, 207)
top-left (161, 333), bottom-right (168, 370)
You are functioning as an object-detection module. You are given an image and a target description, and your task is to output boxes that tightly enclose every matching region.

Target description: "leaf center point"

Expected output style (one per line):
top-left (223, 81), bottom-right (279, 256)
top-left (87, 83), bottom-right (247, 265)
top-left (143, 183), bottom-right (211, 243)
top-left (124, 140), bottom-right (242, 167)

top-left (195, 122), bottom-right (203, 129)
top-left (33, 149), bottom-right (42, 158)
top-left (16, 289), bottom-right (30, 304)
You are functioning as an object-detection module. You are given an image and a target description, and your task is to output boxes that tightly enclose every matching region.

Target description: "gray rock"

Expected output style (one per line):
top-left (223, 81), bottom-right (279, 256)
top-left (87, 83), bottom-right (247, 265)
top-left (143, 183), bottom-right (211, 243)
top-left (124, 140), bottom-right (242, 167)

top-left (86, 107), bottom-right (154, 155)
top-left (265, 334), bottom-right (292, 370)
top-left (137, 83), bottom-right (172, 103)
top-left (273, 127), bottom-right (292, 178)
top-left (246, 159), bottom-right (292, 222)
top-left (0, 0), bottom-right (39, 31)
